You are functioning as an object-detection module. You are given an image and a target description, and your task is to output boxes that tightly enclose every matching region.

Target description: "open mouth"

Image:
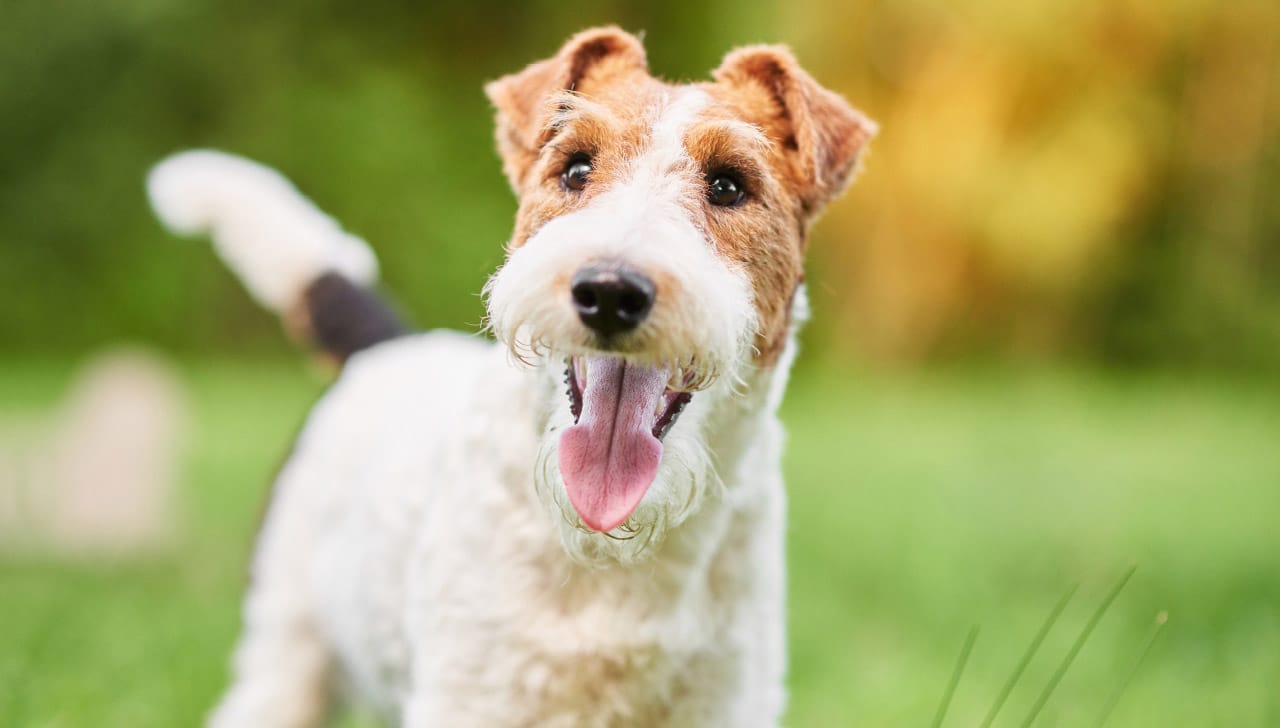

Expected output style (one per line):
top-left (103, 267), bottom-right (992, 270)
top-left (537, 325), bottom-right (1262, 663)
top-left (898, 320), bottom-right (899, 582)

top-left (558, 356), bottom-right (693, 532)
top-left (565, 357), bottom-right (692, 439)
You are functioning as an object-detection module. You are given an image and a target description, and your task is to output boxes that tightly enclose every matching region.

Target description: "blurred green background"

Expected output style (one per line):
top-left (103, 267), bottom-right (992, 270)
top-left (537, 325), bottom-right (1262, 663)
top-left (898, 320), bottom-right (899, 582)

top-left (2, 0), bottom-right (1279, 725)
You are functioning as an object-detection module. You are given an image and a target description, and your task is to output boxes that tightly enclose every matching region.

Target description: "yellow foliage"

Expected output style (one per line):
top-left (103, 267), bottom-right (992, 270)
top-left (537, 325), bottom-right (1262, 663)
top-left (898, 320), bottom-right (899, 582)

top-left (786, 0), bottom-right (1278, 360)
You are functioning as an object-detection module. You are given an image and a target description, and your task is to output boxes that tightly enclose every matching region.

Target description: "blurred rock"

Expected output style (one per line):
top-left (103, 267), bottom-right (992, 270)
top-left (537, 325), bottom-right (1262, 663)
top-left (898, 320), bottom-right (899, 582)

top-left (0, 348), bottom-right (189, 556)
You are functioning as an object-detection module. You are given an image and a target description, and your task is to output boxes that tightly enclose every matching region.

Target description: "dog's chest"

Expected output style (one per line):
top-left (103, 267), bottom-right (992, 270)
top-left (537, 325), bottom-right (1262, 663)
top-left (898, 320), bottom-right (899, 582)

top-left (321, 515), bottom-right (745, 724)
top-left (400, 551), bottom-right (748, 726)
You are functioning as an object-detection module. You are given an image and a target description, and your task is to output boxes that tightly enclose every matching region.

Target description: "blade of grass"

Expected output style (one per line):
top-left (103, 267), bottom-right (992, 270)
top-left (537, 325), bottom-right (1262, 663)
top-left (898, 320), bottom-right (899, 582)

top-left (1020, 565), bottom-right (1138, 727)
top-left (979, 583), bottom-right (1079, 728)
top-left (1095, 611), bottom-right (1168, 726)
top-left (932, 625), bottom-right (980, 728)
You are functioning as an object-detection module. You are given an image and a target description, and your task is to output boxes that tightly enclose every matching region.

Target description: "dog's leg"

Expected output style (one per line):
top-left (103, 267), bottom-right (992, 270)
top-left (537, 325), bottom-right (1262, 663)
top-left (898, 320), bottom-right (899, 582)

top-left (208, 463), bottom-right (336, 728)
top-left (208, 611), bottom-right (332, 728)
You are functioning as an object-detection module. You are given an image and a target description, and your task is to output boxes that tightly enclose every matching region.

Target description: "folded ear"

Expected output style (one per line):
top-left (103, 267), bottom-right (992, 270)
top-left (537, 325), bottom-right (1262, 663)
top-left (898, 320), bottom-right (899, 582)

top-left (713, 46), bottom-right (876, 215)
top-left (485, 26), bottom-right (648, 191)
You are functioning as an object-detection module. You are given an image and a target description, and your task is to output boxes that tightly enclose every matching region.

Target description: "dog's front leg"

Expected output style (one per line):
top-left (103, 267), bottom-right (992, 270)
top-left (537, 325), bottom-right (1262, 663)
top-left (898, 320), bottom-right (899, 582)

top-left (208, 613), bottom-right (333, 728)
top-left (208, 464), bottom-right (336, 728)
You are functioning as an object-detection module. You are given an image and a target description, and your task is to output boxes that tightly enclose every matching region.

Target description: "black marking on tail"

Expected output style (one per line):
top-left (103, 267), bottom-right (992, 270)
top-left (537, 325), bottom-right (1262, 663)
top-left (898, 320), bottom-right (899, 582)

top-left (302, 272), bottom-right (407, 363)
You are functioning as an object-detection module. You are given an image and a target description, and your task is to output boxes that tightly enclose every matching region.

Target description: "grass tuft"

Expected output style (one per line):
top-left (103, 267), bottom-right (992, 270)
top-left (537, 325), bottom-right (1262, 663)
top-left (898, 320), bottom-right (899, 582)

top-left (1019, 565), bottom-right (1138, 727)
top-left (1095, 610), bottom-right (1168, 726)
top-left (980, 583), bottom-right (1079, 728)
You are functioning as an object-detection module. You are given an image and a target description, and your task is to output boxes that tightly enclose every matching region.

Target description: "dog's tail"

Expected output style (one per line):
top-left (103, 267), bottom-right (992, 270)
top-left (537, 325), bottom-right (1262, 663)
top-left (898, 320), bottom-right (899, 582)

top-left (147, 150), bottom-right (407, 364)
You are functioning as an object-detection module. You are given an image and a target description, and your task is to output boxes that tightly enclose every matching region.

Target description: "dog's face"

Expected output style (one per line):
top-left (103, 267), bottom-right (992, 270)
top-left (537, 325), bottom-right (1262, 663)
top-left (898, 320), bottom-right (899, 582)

top-left (484, 27), bottom-right (874, 563)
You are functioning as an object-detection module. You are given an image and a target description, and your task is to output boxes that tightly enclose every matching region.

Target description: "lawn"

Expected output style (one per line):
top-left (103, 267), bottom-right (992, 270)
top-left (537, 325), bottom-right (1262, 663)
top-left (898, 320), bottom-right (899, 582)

top-left (2, 359), bottom-right (1278, 726)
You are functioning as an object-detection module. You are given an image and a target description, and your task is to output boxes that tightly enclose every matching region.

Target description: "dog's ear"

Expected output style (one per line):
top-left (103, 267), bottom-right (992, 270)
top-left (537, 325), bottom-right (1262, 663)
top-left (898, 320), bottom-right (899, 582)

top-left (486, 27), bottom-right (648, 192)
top-left (713, 46), bottom-right (876, 215)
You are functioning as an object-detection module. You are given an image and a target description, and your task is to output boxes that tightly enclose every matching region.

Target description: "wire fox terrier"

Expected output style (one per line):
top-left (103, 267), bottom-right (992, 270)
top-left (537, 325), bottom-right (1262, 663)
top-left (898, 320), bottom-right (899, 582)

top-left (148, 26), bottom-right (874, 727)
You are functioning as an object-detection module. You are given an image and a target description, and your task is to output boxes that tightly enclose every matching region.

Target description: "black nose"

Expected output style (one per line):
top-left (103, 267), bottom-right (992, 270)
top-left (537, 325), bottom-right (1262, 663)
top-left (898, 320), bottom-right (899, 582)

top-left (570, 265), bottom-right (656, 338)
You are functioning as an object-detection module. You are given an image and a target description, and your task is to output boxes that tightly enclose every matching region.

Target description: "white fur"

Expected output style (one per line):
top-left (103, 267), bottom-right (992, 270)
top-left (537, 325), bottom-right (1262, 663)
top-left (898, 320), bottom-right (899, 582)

top-left (176, 90), bottom-right (794, 727)
top-left (148, 150), bottom-right (377, 312)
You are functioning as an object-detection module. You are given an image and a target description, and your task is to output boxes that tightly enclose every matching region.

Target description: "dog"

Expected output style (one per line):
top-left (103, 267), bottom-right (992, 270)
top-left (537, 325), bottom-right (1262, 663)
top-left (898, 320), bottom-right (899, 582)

top-left (148, 26), bottom-right (874, 728)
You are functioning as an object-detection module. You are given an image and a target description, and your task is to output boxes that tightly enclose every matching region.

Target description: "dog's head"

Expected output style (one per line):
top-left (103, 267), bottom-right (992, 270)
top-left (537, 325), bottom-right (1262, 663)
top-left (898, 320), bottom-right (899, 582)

top-left (484, 27), bottom-right (874, 563)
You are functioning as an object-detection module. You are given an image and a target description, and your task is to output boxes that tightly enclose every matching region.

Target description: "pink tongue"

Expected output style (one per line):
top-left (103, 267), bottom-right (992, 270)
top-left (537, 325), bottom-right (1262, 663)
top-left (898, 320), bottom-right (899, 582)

top-left (559, 357), bottom-right (667, 532)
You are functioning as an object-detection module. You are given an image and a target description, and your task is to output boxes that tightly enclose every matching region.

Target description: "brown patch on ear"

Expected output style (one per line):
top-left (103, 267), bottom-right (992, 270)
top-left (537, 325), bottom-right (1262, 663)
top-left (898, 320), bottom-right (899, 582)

top-left (485, 27), bottom-right (648, 191)
top-left (713, 45), bottom-right (876, 215)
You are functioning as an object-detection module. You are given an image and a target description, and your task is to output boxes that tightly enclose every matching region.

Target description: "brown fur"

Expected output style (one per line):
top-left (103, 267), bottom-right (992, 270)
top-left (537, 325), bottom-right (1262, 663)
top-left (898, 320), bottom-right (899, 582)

top-left (486, 27), bottom-right (650, 192)
top-left (486, 28), bottom-right (876, 363)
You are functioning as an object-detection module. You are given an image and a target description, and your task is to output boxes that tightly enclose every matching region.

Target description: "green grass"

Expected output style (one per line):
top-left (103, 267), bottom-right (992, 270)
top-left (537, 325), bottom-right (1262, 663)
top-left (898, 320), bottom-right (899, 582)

top-left (3, 360), bottom-right (1279, 726)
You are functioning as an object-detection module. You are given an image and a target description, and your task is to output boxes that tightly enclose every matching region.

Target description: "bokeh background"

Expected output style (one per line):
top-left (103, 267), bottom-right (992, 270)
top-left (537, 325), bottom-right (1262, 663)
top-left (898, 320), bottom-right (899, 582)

top-left (2, 0), bottom-right (1278, 725)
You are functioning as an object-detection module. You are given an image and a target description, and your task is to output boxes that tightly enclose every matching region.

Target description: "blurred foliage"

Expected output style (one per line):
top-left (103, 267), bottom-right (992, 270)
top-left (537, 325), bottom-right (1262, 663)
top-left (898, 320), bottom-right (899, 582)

top-left (1, 0), bottom-right (1277, 366)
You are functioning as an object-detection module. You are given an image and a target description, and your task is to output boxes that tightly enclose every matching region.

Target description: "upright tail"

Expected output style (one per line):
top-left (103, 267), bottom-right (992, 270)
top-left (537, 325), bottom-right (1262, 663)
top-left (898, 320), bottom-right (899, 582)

top-left (147, 150), bottom-right (407, 363)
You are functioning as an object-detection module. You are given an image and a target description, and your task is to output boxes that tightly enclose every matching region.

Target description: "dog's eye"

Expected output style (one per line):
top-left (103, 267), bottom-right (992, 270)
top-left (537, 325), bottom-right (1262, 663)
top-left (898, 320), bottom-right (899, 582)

top-left (707, 173), bottom-right (746, 207)
top-left (561, 156), bottom-right (592, 192)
